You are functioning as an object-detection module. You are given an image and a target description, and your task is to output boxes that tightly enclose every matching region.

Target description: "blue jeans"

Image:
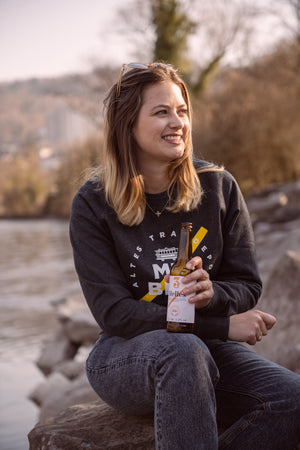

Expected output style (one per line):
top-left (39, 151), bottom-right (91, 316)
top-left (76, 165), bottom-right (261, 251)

top-left (86, 330), bottom-right (300, 449)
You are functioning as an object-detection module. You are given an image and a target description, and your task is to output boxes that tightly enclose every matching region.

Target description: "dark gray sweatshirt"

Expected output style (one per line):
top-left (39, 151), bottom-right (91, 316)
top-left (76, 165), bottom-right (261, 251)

top-left (69, 160), bottom-right (262, 341)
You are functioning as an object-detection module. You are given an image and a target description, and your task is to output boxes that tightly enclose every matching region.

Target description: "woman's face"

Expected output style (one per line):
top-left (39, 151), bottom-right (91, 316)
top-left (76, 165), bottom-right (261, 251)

top-left (133, 81), bottom-right (190, 168)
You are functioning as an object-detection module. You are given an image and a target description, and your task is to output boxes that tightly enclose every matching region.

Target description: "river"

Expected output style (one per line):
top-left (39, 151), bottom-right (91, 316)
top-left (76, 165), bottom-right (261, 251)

top-left (0, 219), bottom-right (80, 450)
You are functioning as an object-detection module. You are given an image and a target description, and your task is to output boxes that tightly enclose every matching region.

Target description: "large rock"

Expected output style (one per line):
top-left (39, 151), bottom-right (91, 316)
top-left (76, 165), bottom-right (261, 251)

top-left (52, 292), bottom-right (100, 344)
top-left (37, 329), bottom-right (79, 375)
top-left (247, 180), bottom-right (300, 224)
top-left (53, 359), bottom-right (85, 380)
top-left (33, 372), bottom-right (99, 424)
top-left (29, 372), bottom-right (70, 407)
top-left (28, 400), bottom-right (155, 450)
top-left (255, 250), bottom-right (300, 371)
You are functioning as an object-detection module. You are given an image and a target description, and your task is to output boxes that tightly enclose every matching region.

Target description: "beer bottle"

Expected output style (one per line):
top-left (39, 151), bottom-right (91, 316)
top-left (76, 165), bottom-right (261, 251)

top-left (167, 222), bottom-right (195, 332)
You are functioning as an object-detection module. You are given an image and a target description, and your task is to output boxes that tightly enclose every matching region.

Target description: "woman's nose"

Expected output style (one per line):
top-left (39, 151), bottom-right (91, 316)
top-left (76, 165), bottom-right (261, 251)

top-left (169, 112), bottom-right (183, 128)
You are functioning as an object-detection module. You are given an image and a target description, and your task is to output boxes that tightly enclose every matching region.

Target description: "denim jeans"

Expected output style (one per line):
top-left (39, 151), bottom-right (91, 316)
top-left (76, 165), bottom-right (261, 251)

top-left (86, 330), bottom-right (300, 450)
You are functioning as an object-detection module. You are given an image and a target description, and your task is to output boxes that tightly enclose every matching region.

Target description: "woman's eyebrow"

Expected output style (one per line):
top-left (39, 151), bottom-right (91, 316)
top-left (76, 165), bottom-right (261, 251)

top-left (150, 103), bottom-right (186, 112)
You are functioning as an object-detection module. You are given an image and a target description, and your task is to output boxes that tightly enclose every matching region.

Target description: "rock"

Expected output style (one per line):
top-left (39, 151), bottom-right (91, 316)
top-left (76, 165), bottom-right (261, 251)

top-left (52, 292), bottom-right (100, 345)
top-left (29, 368), bottom-right (98, 423)
top-left (29, 372), bottom-right (70, 407)
top-left (255, 250), bottom-right (300, 370)
top-left (254, 217), bottom-right (300, 286)
top-left (28, 400), bottom-right (155, 450)
top-left (37, 329), bottom-right (79, 375)
top-left (247, 190), bottom-right (288, 218)
top-left (38, 373), bottom-right (99, 424)
top-left (53, 359), bottom-right (85, 380)
top-left (63, 309), bottom-right (100, 344)
top-left (247, 180), bottom-right (300, 225)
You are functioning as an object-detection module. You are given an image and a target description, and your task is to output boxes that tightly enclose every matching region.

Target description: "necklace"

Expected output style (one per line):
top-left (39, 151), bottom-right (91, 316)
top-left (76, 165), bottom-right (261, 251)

top-left (146, 197), bottom-right (170, 217)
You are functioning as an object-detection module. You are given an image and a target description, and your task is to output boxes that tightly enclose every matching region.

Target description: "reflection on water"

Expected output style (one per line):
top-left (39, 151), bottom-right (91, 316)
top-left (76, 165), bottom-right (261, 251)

top-left (0, 219), bottom-right (80, 450)
top-left (0, 219), bottom-right (80, 308)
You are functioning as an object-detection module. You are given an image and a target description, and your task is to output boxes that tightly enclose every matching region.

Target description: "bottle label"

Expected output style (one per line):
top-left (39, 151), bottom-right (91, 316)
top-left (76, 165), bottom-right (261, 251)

top-left (167, 275), bottom-right (195, 324)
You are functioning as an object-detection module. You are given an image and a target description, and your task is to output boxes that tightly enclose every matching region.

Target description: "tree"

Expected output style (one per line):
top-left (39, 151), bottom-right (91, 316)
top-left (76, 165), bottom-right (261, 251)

top-left (151, 0), bottom-right (197, 76)
top-left (114, 0), bottom-right (259, 94)
top-left (263, 0), bottom-right (300, 43)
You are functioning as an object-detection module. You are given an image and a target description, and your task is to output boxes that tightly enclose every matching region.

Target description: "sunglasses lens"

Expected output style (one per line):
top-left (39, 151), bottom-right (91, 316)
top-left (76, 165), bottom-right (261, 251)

top-left (128, 63), bottom-right (148, 69)
top-left (116, 63), bottom-right (173, 97)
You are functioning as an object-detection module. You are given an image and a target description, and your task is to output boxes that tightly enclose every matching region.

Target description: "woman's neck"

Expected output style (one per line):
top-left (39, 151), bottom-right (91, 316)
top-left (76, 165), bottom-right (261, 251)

top-left (141, 166), bottom-right (170, 194)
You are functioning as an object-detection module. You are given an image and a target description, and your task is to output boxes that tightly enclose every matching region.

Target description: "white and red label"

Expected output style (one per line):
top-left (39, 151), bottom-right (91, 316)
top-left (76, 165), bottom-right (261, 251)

top-left (167, 275), bottom-right (195, 324)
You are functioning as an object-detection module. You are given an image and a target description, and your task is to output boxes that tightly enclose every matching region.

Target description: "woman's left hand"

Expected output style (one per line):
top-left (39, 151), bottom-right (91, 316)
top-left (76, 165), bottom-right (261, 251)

top-left (165, 256), bottom-right (213, 309)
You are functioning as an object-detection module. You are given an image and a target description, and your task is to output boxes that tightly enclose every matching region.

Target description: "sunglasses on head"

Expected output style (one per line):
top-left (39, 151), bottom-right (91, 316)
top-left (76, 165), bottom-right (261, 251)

top-left (116, 62), bottom-right (173, 97)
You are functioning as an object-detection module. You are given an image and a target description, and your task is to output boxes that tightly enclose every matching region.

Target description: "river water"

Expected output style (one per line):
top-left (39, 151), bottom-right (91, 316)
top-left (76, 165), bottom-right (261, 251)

top-left (0, 219), bottom-right (81, 450)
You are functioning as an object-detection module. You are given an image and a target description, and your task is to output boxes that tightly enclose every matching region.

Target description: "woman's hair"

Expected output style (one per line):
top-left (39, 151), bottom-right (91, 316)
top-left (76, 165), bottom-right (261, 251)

top-left (98, 63), bottom-right (208, 226)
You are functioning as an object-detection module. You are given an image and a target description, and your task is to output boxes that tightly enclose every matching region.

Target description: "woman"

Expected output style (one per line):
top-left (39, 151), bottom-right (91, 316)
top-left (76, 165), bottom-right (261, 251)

top-left (69, 63), bottom-right (300, 449)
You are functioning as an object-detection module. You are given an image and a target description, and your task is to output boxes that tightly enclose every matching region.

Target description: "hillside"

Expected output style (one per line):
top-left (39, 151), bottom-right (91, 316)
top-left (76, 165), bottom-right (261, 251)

top-left (0, 67), bottom-right (118, 157)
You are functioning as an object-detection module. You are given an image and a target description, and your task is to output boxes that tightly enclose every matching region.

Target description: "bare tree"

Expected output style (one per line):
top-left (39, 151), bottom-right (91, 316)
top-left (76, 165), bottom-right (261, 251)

top-left (111, 0), bottom-right (263, 94)
top-left (262, 0), bottom-right (300, 42)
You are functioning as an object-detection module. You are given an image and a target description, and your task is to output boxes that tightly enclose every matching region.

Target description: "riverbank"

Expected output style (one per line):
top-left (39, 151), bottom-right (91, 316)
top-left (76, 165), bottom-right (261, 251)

top-left (0, 219), bottom-right (80, 450)
top-left (28, 181), bottom-right (300, 447)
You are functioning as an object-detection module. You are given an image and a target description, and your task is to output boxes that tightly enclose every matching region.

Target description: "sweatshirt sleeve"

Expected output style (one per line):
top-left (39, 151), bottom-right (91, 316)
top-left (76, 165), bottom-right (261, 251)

top-left (69, 183), bottom-right (229, 341)
top-left (201, 172), bottom-right (262, 317)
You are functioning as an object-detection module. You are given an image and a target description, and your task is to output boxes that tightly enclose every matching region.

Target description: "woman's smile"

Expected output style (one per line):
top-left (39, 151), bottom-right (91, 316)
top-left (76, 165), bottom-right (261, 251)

top-left (162, 133), bottom-right (183, 144)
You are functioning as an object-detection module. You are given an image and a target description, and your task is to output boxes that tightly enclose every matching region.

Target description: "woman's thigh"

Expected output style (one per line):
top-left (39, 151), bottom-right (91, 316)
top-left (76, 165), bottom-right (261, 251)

top-left (206, 339), bottom-right (300, 427)
top-left (86, 330), bottom-right (216, 415)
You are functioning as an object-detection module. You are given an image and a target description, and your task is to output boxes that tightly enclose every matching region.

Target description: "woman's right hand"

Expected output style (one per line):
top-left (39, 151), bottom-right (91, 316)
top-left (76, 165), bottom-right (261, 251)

top-left (228, 309), bottom-right (276, 345)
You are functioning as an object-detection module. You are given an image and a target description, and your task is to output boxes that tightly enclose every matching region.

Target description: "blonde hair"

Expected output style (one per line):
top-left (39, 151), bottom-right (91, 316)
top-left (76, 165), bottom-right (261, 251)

top-left (98, 63), bottom-right (219, 226)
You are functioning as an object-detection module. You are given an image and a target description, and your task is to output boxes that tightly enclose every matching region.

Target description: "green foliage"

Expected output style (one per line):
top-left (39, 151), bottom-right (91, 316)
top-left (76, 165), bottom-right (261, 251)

top-left (0, 136), bottom-right (102, 218)
top-left (191, 53), bottom-right (225, 95)
top-left (0, 148), bottom-right (50, 217)
top-left (148, 0), bottom-right (234, 94)
top-left (151, 0), bottom-right (197, 76)
top-left (45, 136), bottom-right (102, 217)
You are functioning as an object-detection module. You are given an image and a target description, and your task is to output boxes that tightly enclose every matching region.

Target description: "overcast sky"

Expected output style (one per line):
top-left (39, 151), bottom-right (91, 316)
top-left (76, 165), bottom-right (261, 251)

top-left (0, 0), bottom-right (296, 82)
top-left (0, 0), bottom-right (130, 82)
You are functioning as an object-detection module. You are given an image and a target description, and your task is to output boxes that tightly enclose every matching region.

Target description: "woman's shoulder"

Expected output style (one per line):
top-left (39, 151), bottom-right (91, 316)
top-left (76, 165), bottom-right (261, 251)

top-left (193, 158), bottom-right (219, 171)
top-left (193, 159), bottom-right (233, 181)
top-left (193, 159), bottom-right (240, 196)
top-left (74, 173), bottom-right (105, 197)
top-left (71, 176), bottom-right (107, 214)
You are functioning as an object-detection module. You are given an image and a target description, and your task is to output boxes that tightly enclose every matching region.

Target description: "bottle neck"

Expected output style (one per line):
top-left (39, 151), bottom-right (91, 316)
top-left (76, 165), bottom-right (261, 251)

top-left (177, 227), bottom-right (192, 264)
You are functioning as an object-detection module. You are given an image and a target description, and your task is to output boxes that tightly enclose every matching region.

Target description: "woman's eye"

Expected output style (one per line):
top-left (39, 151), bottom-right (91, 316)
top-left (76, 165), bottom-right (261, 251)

top-left (156, 109), bottom-right (167, 115)
top-left (178, 109), bottom-right (188, 116)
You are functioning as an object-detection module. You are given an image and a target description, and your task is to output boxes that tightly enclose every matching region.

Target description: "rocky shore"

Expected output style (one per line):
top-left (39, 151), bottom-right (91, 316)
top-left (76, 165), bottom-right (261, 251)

top-left (28, 181), bottom-right (300, 449)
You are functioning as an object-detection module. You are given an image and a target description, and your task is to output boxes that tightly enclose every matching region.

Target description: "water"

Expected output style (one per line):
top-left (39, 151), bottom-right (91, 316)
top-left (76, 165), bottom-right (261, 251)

top-left (0, 219), bottom-right (80, 450)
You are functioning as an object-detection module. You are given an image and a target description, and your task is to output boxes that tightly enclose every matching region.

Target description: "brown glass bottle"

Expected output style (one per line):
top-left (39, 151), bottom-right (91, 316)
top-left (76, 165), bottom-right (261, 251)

top-left (167, 222), bottom-right (195, 332)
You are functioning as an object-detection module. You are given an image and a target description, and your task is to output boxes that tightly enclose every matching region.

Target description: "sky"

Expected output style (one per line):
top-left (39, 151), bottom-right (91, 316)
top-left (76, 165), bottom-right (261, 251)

top-left (0, 0), bottom-right (131, 82)
top-left (0, 0), bottom-right (296, 83)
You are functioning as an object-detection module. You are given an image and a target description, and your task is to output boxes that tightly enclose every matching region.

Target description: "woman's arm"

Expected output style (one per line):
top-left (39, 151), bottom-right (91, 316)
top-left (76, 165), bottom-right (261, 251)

top-left (190, 172), bottom-right (262, 317)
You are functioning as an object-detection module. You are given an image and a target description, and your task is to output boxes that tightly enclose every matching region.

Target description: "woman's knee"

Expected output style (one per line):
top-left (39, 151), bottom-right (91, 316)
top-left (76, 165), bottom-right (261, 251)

top-left (155, 332), bottom-right (219, 386)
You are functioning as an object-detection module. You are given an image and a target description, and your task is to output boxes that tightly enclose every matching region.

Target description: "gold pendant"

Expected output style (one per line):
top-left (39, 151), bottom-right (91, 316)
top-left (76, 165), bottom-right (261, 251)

top-left (156, 211), bottom-right (161, 217)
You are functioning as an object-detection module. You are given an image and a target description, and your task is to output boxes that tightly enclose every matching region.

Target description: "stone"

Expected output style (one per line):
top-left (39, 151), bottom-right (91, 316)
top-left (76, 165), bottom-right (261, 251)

top-left (36, 329), bottom-right (79, 375)
top-left (53, 359), bottom-right (85, 380)
top-left (28, 400), bottom-right (155, 450)
top-left (38, 373), bottom-right (99, 424)
top-left (255, 250), bottom-right (300, 370)
top-left (247, 190), bottom-right (288, 219)
top-left (52, 292), bottom-right (100, 345)
top-left (247, 180), bottom-right (300, 225)
top-left (63, 309), bottom-right (100, 344)
top-left (29, 372), bottom-right (70, 407)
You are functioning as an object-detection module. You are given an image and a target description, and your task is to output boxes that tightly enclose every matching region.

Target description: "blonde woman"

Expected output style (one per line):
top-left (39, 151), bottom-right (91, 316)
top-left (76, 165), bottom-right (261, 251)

top-left (70, 63), bottom-right (300, 449)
